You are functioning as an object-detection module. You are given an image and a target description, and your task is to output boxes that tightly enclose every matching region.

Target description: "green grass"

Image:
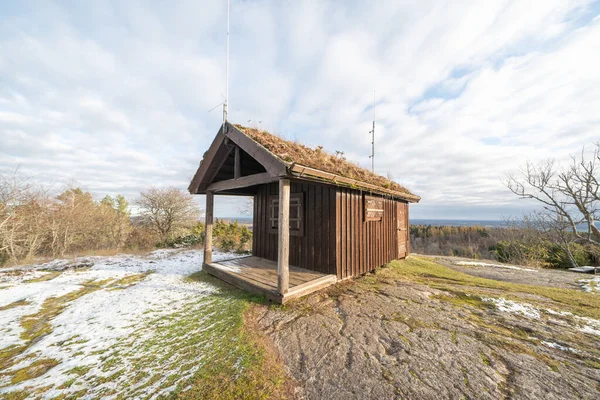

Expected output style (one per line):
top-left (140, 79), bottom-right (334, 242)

top-left (165, 272), bottom-right (289, 399)
top-left (376, 257), bottom-right (600, 319)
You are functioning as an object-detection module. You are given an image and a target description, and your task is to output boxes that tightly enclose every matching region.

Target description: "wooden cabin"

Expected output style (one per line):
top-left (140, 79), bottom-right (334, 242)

top-left (189, 122), bottom-right (420, 303)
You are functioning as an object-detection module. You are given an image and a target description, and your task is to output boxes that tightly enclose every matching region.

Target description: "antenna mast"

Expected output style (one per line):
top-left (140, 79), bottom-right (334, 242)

top-left (369, 90), bottom-right (375, 173)
top-left (223, 0), bottom-right (230, 123)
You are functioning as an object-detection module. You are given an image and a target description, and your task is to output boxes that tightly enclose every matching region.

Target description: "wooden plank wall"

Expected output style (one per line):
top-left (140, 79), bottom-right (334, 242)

top-left (252, 182), bottom-right (410, 280)
top-left (253, 181), bottom-right (337, 275)
top-left (335, 188), bottom-right (407, 280)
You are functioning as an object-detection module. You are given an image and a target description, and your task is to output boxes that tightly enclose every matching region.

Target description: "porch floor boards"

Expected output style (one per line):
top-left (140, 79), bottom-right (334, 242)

top-left (204, 256), bottom-right (337, 304)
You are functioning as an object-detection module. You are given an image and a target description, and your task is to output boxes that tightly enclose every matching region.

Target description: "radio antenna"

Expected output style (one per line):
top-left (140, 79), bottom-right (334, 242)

top-left (368, 90), bottom-right (375, 172)
top-left (223, 0), bottom-right (230, 123)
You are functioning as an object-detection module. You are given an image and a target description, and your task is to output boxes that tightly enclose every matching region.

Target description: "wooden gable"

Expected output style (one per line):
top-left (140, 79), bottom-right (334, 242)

top-left (188, 123), bottom-right (289, 195)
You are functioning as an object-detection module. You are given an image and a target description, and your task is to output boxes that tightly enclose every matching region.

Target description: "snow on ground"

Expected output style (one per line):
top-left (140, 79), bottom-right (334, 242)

top-left (0, 249), bottom-right (242, 398)
top-left (577, 276), bottom-right (600, 293)
top-left (483, 297), bottom-right (600, 337)
top-left (455, 261), bottom-right (537, 272)
top-left (541, 341), bottom-right (581, 354)
top-left (482, 297), bottom-right (541, 319)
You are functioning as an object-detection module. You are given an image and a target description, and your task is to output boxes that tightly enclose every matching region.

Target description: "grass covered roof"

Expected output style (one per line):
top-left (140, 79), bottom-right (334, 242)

top-left (234, 124), bottom-right (418, 199)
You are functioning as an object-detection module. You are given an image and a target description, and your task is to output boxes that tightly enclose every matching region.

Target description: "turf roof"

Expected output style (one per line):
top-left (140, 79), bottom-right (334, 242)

top-left (234, 124), bottom-right (418, 198)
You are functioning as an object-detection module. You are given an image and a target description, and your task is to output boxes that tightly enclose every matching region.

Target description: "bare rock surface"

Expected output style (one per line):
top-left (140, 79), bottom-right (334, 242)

top-left (257, 260), bottom-right (600, 400)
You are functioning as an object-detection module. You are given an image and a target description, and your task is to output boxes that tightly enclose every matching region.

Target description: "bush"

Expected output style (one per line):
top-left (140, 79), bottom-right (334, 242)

top-left (125, 226), bottom-right (160, 251)
top-left (495, 240), bottom-right (593, 269)
top-left (164, 234), bottom-right (204, 248)
top-left (213, 219), bottom-right (252, 253)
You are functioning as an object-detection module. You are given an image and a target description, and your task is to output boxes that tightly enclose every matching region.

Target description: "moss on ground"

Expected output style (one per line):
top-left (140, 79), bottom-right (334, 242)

top-left (432, 290), bottom-right (495, 311)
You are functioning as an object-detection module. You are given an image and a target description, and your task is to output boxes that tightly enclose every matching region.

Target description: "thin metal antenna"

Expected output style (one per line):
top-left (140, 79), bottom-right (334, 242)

top-left (368, 90), bottom-right (375, 173)
top-left (223, 0), bottom-right (230, 124)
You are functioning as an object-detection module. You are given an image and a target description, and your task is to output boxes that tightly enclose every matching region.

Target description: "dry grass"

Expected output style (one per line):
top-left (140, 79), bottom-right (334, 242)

top-left (235, 125), bottom-right (415, 196)
top-left (0, 299), bottom-right (31, 311)
top-left (10, 358), bottom-right (60, 384)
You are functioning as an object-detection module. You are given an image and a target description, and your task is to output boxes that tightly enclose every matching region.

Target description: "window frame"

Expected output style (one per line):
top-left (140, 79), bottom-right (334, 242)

top-left (268, 192), bottom-right (304, 237)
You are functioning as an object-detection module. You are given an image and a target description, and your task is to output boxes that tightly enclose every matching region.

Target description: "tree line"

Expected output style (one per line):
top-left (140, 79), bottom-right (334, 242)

top-left (410, 222), bottom-right (598, 268)
top-left (0, 171), bottom-right (251, 265)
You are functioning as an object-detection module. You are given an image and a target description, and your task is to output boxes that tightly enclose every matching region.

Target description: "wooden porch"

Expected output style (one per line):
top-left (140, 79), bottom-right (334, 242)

top-left (204, 256), bottom-right (337, 304)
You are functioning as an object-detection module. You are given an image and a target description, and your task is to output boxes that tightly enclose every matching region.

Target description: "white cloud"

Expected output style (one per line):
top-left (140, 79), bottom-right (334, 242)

top-left (0, 0), bottom-right (598, 219)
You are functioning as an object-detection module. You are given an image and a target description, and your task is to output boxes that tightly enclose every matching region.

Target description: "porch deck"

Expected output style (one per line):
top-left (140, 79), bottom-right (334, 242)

top-left (204, 256), bottom-right (337, 304)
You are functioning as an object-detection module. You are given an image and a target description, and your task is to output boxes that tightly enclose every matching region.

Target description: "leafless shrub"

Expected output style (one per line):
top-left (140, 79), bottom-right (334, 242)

top-left (135, 187), bottom-right (200, 240)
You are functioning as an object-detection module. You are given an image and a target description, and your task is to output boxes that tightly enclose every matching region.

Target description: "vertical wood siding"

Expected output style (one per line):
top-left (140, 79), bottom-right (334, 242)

top-left (335, 188), bottom-right (408, 280)
top-left (253, 182), bottom-right (410, 280)
top-left (253, 181), bottom-right (337, 275)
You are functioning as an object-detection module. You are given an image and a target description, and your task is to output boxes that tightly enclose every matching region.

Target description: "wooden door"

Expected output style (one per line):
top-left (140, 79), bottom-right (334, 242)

top-left (397, 203), bottom-right (407, 258)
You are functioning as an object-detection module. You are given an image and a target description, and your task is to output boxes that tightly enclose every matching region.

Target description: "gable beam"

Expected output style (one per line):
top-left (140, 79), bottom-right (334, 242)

top-left (197, 144), bottom-right (234, 192)
top-left (225, 123), bottom-right (289, 177)
top-left (189, 125), bottom-right (227, 194)
top-left (207, 172), bottom-right (275, 192)
top-left (234, 146), bottom-right (241, 179)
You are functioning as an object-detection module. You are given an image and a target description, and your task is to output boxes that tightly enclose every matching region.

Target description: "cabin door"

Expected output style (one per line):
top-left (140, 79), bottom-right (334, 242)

top-left (397, 203), bottom-right (407, 258)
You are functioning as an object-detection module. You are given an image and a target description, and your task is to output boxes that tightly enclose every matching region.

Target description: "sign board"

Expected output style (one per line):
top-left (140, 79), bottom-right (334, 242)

top-left (364, 195), bottom-right (384, 221)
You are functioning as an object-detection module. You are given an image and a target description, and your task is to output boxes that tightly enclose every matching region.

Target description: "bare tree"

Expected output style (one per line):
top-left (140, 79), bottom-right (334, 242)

top-left (506, 142), bottom-right (600, 267)
top-left (506, 142), bottom-right (600, 245)
top-left (136, 187), bottom-right (200, 239)
top-left (0, 170), bottom-right (50, 262)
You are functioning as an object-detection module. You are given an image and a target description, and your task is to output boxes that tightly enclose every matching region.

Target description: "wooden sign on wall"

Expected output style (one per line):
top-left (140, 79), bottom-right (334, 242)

top-left (364, 195), bottom-right (384, 221)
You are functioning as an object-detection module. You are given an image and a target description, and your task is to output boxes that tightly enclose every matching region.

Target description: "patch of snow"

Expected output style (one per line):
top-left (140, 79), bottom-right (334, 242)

top-left (577, 276), bottom-right (600, 293)
top-left (482, 297), bottom-right (541, 319)
top-left (455, 261), bottom-right (536, 272)
top-left (0, 269), bottom-right (53, 285)
top-left (579, 324), bottom-right (600, 336)
top-left (484, 297), bottom-right (600, 338)
top-left (0, 249), bottom-right (243, 398)
top-left (541, 341), bottom-right (580, 353)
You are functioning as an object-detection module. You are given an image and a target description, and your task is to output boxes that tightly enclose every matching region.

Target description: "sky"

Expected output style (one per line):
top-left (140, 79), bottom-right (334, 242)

top-left (1, 0), bottom-right (599, 220)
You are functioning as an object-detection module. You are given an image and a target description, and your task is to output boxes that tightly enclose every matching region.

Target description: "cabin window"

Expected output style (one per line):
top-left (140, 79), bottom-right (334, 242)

top-left (268, 193), bottom-right (304, 236)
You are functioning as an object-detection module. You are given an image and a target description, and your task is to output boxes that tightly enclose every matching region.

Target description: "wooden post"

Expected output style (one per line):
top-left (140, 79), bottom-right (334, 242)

top-left (204, 191), bottom-right (214, 265)
top-left (277, 178), bottom-right (290, 294)
top-left (234, 146), bottom-right (241, 179)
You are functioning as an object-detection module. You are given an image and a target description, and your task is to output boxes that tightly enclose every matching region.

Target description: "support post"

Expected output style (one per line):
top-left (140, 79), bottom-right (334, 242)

top-left (277, 178), bottom-right (290, 294)
top-left (234, 146), bottom-right (241, 179)
top-left (204, 191), bottom-right (214, 265)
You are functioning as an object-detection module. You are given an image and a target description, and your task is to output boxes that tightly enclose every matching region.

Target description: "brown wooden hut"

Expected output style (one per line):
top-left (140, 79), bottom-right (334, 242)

top-left (189, 122), bottom-right (420, 303)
